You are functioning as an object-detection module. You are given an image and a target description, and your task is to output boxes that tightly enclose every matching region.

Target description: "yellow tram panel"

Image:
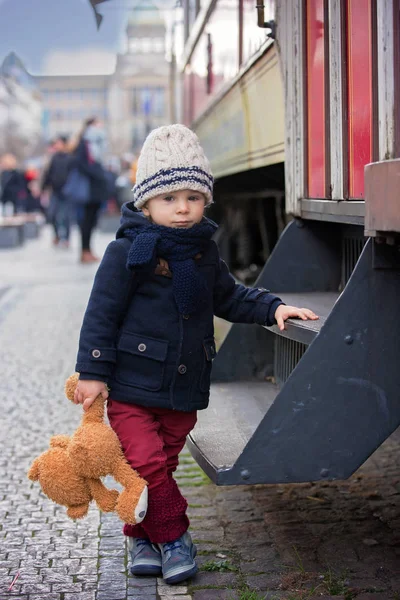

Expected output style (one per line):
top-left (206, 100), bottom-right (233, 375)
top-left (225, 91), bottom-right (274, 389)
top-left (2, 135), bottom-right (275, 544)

top-left (194, 45), bottom-right (284, 180)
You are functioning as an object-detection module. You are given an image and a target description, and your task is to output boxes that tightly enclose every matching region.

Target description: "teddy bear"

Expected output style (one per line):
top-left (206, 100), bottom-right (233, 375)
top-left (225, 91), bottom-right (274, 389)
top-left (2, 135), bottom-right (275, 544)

top-left (28, 373), bottom-right (148, 524)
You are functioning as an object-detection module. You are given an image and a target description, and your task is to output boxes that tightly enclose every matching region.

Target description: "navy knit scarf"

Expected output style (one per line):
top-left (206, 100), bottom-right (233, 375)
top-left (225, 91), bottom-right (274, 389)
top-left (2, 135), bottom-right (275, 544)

top-left (123, 218), bottom-right (218, 315)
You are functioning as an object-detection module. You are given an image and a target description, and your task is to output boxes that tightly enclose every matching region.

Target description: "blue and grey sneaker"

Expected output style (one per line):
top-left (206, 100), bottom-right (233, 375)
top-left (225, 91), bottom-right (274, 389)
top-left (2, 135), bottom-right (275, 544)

top-left (127, 537), bottom-right (162, 576)
top-left (159, 531), bottom-right (198, 584)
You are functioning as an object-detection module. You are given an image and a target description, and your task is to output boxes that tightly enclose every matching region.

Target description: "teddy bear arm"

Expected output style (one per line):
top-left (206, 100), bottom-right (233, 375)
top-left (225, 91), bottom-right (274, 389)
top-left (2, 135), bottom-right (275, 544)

top-left (87, 478), bottom-right (119, 513)
top-left (27, 458), bottom-right (40, 481)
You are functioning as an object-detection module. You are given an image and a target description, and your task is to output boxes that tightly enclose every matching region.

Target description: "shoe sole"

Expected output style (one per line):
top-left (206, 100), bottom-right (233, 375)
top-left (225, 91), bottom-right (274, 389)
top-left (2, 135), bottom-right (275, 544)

top-left (164, 563), bottom-right (198, 584)
top-left (130, 563), bottom-right (162, 576)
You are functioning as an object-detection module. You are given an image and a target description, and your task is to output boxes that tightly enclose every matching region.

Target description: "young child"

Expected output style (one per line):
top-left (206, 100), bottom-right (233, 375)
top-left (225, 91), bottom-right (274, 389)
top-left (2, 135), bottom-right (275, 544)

top-left (73, 124), bottom-right (318, 585)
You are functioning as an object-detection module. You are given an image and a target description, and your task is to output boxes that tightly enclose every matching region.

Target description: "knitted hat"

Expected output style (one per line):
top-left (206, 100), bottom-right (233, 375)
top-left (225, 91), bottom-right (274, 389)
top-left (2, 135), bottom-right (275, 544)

top-left (133, 124), bottom-right (214, 209)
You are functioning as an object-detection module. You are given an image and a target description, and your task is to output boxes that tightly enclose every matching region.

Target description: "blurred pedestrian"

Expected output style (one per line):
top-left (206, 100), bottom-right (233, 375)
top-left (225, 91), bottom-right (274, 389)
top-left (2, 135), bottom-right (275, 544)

top-left (42, 136), bottom-right (73, 247)
top-left (73, 117), bottom-right (108, 263)
top-left (0, 153), bottom-right (27, 216)
top-left (24, 166), bottom-right (42, 214)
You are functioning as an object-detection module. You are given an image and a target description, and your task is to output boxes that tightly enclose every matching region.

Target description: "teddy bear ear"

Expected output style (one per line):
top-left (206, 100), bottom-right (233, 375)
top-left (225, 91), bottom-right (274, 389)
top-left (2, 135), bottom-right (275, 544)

top-left (64, 373), bottom-right (80, 402)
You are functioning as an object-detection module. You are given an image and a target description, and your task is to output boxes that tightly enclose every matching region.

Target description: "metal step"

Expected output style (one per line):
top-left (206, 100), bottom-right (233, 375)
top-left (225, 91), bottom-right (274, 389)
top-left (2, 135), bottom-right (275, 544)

top-left (187, 380), bottom-right (279, 484)
top-left (265, 291), bottom-right (339, 344)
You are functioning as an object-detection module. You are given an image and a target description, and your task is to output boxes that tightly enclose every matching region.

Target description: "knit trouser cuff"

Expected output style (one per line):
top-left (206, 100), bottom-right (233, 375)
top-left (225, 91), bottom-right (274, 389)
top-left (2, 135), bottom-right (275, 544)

top-left (123, 478), bottom-right (189, 544)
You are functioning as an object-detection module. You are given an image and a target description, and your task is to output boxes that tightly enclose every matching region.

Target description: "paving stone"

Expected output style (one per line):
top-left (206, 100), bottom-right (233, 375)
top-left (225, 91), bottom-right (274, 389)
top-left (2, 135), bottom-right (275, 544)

top-left (64, 594), bottom-right (96, 600)
top-left (128, 576), bottom-right (158, 589)
top-left (127, 593), bottom-right (160, 600)
top-left (192, 591), bottom-right (238, 600)
top-left (158, 596), bottom-right (192, 600)
top-left (190, 571), bottom-right (237, 587)
top-left (157, 583), bottom-right (190, 594)
top-left (27, 595), bottom-right (62, 600)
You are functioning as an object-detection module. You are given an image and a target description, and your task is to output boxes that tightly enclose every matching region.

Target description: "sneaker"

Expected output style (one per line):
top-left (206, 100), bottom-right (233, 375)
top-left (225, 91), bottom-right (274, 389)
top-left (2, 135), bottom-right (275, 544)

top-left (127, 537), bottom-right (162, 576)
top-left (159, 531), bottom-right (198, 584)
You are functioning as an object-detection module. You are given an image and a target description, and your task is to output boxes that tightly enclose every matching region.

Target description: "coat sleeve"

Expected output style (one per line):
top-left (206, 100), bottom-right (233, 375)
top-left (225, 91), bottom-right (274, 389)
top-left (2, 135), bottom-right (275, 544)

top-left (75, 240), bottom-right (133, 382)
top-left (213, 253), bottom-right (284, 327)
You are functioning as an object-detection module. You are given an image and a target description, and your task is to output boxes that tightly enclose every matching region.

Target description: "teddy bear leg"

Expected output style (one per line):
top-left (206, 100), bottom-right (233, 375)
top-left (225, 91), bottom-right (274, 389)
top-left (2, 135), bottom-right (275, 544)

top-left (116, 486), bottom-right (148, 525)
top-left (88, 479), bottom-right (119, 512)
top-left (27, 459), bottom-right (40, 481)
top-left (67, 504), bottom-right (89, 519)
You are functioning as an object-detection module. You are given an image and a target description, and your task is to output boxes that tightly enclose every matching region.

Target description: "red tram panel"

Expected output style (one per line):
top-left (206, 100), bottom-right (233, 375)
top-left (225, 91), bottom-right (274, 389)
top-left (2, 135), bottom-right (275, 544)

top-left (306, 0), bottom-right (327, 198)
top-left (346, 0), bottom-right (373, 199)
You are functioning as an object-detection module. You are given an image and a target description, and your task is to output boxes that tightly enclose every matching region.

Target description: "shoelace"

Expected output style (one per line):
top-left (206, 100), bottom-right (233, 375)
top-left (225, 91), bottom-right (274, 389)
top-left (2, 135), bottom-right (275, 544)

top-left (163, 540), bottom-right (182, 553)
top-left (136, 539), bottom-right (151, 548)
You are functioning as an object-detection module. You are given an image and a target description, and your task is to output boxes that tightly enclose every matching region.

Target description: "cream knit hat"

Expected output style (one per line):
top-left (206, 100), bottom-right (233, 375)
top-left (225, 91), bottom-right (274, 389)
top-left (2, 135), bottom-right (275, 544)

top-left (133, 124), bottom-right (214, 209)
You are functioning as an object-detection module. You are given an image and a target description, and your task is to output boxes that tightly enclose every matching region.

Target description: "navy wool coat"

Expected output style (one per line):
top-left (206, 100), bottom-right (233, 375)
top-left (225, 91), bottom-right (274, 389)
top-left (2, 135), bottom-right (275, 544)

top-left (76, 210), bottom-right (283, 412)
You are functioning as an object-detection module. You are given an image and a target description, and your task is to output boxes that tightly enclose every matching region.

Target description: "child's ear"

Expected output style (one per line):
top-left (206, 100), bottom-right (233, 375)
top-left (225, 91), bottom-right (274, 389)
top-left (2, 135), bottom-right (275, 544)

top-left (142, 205), bottom-right (150, 217)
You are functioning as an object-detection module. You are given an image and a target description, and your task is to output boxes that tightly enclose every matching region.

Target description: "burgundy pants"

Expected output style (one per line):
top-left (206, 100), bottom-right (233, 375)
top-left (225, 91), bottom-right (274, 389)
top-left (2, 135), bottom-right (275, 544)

top-left (107, 399), bottom-right (197, 544)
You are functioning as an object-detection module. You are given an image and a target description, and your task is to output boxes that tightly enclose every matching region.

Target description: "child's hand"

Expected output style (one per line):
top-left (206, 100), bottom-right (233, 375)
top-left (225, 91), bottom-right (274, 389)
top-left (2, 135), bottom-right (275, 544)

top-left (73, 379), bottom-right (109, 412)
top-left (274, 304), bottom-right (319, 332)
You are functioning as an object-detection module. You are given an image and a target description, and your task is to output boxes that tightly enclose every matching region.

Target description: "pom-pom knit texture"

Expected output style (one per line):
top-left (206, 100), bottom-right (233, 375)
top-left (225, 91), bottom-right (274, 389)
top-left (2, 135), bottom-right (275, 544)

top-left (133, 124), bottom-right (214, 209)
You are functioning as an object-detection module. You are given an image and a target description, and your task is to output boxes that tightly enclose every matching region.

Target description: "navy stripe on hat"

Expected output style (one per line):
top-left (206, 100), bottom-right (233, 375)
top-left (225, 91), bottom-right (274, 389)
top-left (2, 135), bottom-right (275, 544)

top-left (135, 166), bottom-right (214, 194)
top-left (134, 167), bottom-right (213, 205)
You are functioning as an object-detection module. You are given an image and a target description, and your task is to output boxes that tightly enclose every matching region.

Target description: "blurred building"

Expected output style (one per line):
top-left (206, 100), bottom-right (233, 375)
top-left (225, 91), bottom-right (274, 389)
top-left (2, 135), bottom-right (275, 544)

top-left (34, 1), bottom-right (170, 154)
top-left (0, 52), bottom-right (43, 160)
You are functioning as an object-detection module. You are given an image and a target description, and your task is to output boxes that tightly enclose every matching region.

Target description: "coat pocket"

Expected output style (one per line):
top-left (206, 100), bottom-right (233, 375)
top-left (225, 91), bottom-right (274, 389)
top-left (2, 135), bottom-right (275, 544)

top-left (115, 332), bottom-right (168, 392)
top-left (199, 337), bottom-right (217, 393)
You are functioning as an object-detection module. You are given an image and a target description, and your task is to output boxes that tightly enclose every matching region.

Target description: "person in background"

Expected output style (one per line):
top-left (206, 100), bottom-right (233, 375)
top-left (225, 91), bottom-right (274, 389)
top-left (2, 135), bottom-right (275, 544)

top-left (0, 153), bottom-right (27, 216)
top-left (24, 167), bottom-right (42, 213)
top-left (41, 135), bottom-right (73, 246)
top-left (74, 117), bottom-right (108, 263)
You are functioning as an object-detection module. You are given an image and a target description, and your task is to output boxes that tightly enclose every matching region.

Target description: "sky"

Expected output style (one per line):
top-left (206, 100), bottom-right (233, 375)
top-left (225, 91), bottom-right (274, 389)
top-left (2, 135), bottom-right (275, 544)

top-left (0, 0), bottom-right (173, 76)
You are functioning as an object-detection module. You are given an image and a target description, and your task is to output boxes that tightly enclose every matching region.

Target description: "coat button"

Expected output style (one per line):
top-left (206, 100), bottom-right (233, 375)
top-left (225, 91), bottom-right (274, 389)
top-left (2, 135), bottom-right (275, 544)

top-left (138, 343), bottom-right (146, 352)
top-left (92, 349), bottom-right (101, 358)
top-left (182, 314), bottom-right (190, 320)
top-left (178, 364), bottom-right (187, 375)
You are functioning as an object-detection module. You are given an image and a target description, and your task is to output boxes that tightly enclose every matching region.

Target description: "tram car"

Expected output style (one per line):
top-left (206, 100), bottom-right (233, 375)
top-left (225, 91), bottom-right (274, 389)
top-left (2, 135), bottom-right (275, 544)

top-left (177, 0), bottom-right (400, 485)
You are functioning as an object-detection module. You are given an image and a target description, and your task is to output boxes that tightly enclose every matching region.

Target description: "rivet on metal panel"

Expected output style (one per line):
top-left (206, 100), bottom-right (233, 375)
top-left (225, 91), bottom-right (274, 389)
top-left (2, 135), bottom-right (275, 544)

top-left (344, 335), bottom-right (353, 345)
top-left (240, 469), bottom-right (251, 480)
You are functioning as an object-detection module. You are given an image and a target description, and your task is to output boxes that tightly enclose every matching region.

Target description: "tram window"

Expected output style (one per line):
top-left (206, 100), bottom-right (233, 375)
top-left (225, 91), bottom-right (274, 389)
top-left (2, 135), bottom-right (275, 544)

top-left (242, 0), bottom-right (274, 64)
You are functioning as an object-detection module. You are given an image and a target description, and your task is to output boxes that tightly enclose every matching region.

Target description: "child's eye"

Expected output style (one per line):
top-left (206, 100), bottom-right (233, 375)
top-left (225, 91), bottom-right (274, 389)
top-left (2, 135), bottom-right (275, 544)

top-left (164, 195), bottom-right (174, 202)
top-left (188, 195), bottom-right (200, 201)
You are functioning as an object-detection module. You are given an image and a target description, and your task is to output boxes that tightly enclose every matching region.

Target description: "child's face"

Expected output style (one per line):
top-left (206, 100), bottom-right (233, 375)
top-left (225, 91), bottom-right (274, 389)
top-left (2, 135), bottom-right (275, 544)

top-left (142, 189), bottom-right (206, 228)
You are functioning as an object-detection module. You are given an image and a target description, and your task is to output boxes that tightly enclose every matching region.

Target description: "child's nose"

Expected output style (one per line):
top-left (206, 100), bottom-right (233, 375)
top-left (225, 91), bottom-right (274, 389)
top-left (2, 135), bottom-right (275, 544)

top-left (176, 200), bottom-right (190, 212)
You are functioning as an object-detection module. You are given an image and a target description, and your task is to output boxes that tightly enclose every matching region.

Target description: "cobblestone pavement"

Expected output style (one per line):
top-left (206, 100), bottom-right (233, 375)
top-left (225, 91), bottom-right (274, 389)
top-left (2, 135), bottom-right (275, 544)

top-left (1, 225), bottom-right (400, 600)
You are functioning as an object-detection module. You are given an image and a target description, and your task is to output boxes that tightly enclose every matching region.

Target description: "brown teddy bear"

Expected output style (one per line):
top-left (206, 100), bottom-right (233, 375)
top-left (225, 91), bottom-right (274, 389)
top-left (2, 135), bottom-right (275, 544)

top-left (28, 374), bottom-right (148, 524)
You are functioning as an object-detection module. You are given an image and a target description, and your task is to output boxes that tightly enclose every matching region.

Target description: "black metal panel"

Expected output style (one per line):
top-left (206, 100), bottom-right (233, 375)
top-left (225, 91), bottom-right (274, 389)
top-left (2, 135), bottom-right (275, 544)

top-left (211, 325), bottom-right (274, 383)
top-left (217, 239), bottom-right (400, 485)
top-left (255, 219), bottom-right (341, 292)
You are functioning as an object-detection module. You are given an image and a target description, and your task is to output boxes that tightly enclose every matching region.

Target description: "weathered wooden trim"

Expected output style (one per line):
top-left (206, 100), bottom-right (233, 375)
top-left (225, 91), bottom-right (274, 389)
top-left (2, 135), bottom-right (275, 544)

top-left (301, 198), bottom-right (365, 224)
top-left (377, 0), bottom-right (395, 160)
top-left (276, 0), bottom-right (304, 216)
top-left (328, 0), bottom-right (344, 199)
